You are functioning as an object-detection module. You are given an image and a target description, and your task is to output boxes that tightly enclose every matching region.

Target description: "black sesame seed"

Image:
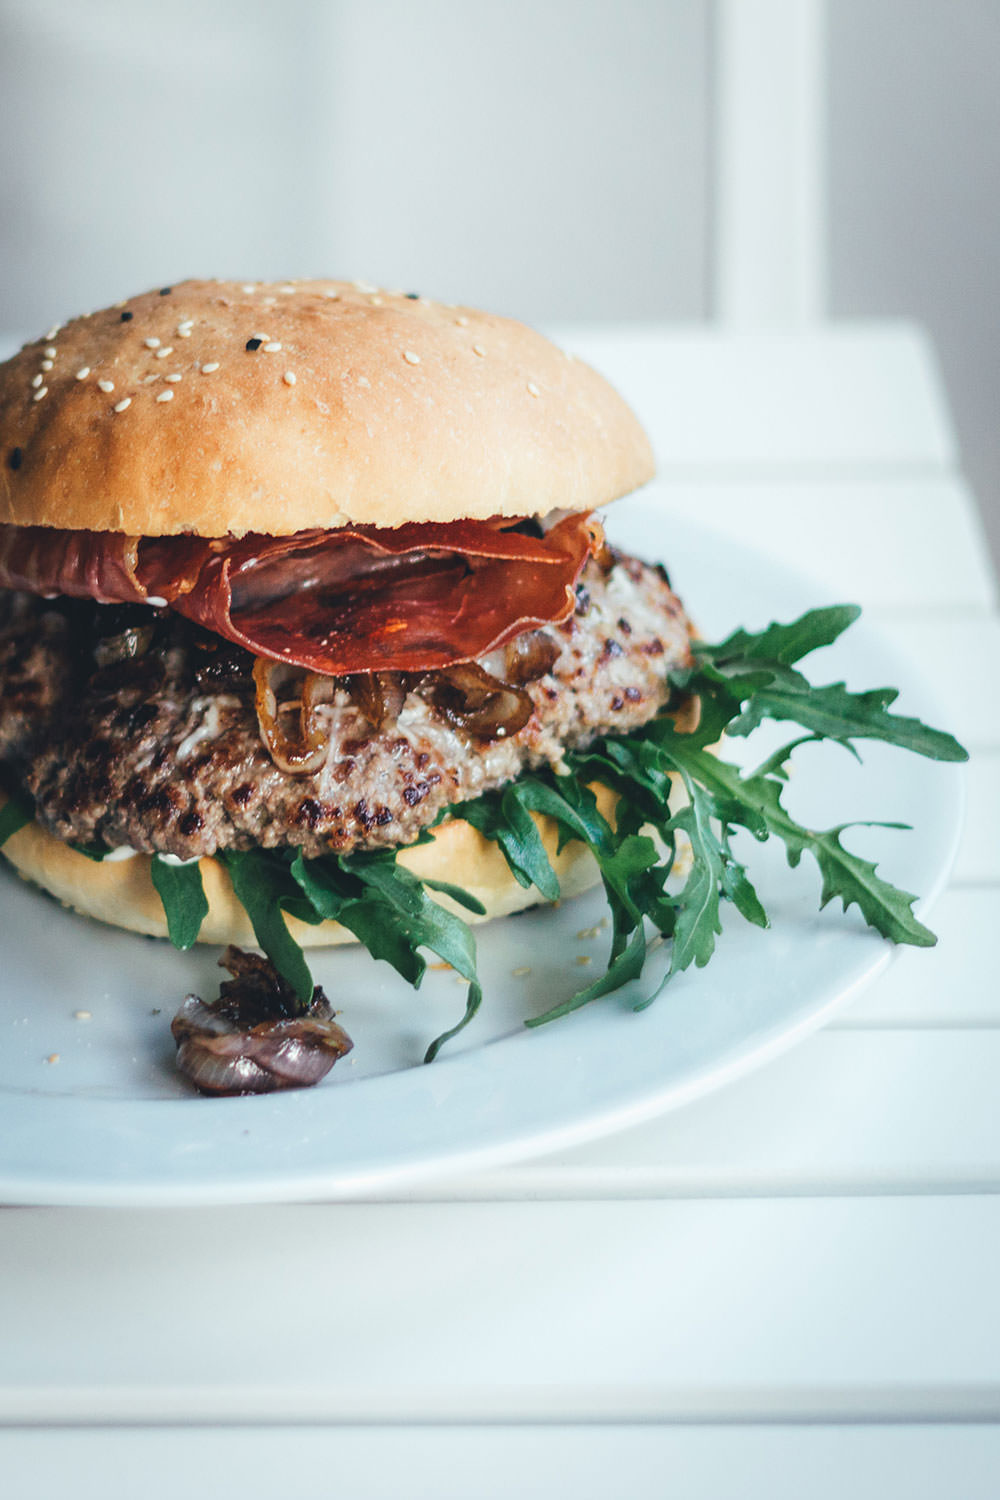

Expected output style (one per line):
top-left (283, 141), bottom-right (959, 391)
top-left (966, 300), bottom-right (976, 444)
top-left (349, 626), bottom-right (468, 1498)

top-left (245, 337), bottom-right (262, 352)
top-left (404, 292), bottom-right (420, 300)
top-left (159, 287), bottom-right (172, 296)
top-left (8, 447), bottom-right (23, 471)
top-left (120, 311), bottom-right (133, 322)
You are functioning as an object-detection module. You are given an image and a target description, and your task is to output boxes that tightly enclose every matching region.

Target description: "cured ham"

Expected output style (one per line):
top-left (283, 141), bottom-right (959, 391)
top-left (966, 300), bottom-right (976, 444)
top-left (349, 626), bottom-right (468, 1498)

top-left (0, 513), bottom-right (600, 675)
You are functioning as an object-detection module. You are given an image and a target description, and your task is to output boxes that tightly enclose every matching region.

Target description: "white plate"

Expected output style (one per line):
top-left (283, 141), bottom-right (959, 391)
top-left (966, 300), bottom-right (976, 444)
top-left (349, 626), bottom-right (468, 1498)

top-left (0, 497), bottom-right (965, 1205)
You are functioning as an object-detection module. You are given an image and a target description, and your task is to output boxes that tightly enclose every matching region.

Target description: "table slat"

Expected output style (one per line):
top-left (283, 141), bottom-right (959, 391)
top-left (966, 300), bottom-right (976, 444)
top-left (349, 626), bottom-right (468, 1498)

top-left (548, 324), bottom-right (957, 470)
top-left (3, 1425), bottom-right (999, 1500)
top-left (2, 1198), bottom-right (1000, 1423)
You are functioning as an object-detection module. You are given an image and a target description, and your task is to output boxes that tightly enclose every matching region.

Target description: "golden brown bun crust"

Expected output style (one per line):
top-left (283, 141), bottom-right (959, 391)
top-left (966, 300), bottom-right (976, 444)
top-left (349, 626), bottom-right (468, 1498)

top-left (0, 791), bottom-right (617, 947)
top-left (0, 280), bottom-right (654, 537)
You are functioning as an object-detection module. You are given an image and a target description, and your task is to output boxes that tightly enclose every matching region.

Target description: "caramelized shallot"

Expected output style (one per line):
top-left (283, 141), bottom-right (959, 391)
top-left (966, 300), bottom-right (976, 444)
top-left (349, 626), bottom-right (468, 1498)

top-left (253, 657), bottom-right (329, 774)
top-left (426, 661), bottom-right (534, 741)
top-left (350, 671), bottom-right (407, 731)
top-left (172, 946), bottom-right (353, 1096)
top-left (503, 629), bottom-right (559, 685)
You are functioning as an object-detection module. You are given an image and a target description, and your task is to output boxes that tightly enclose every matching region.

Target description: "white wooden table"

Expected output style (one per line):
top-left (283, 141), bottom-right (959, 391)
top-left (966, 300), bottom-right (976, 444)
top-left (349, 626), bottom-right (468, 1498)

top-left (1, 324), bottom-right (997, 1497)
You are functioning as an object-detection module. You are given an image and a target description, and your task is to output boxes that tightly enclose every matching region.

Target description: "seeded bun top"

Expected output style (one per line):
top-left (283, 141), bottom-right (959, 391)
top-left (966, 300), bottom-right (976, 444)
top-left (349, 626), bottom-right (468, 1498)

top-left (0, 279), bottom-right (654, 538)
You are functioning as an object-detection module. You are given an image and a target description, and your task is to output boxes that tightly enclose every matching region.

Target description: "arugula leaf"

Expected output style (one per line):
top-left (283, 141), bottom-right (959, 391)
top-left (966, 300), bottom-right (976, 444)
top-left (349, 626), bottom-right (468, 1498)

top-left (220, 849), bottom-right (315, 1003)
top-left (153, 600), bottom-right (964, 1057)
top-left (150, 856), bottom-right (210, 951)
top-left (453, 787), bottom-right (561, 899)
top-left (0, 791), bottom-right (33, 847)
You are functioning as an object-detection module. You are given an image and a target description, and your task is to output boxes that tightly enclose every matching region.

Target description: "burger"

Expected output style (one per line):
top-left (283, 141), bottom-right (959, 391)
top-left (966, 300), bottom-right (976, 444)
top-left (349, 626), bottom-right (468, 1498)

top-left (0, 279), bottom-right (696, 1038)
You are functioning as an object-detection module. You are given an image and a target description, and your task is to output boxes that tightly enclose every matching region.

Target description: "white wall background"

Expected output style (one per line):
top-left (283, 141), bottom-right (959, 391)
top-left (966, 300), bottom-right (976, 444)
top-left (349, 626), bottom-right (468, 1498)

top-left (0, 0), bottom-right (995, 565)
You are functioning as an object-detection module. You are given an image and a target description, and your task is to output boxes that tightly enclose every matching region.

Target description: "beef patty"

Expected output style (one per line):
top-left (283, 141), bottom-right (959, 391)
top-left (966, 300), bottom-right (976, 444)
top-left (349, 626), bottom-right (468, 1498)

top-left (0, 550), bottom-right (692, 860)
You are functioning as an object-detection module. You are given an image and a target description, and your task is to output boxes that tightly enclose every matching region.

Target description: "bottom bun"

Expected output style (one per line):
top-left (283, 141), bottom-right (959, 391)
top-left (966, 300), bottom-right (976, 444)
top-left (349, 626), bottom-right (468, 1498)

top-left (0, 788), bottom-right (619, 947)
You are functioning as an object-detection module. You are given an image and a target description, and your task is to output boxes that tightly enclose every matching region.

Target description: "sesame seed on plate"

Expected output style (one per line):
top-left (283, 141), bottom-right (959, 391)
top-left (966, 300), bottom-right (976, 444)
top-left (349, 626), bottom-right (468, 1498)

top-left (472, 343), bottom-right (486, 357)
top-left (75, 367), bottom-right (90, 380)
top-left (156, 389), bottom-right (174, 402)
top-left (200, 362), bottom-right (220, 374)
top-left (527, 381), bottom-right (540, 396)
top-left (512, 966), bottom-right (532, 977)
top-left (164, 372), bottom-right (182, 383)
top-left (263, 341), bottom-right (282, 353)
top-left (97, 379), bottom-right (114, 393)
top-left (144, 337), bottom-right (161, 349)
top-left (282, 370), bottom-right (297, 385)
top-left (155, 346), bottom-right (173, 359)
top-left (73, 1009), bottom-right (92, 1022)
top-left (31, 373), bottom-right (43, 389)
top-left (32, 387), bottom-right (48, 401)
top-left (113, 397), bottom-right (132, 412)
top-left (575, 954), bottom-right (593, 966)
top-left (402, 349), bottom-right (421, 364)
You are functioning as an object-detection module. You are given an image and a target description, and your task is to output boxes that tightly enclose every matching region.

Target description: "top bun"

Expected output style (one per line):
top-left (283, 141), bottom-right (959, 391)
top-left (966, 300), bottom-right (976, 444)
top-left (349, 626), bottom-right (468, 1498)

top-left (0, 279), bottom-right (654, 537)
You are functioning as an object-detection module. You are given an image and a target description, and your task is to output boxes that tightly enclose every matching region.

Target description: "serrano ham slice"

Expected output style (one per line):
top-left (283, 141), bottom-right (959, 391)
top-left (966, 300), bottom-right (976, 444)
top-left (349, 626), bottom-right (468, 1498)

top-left (0, 514), bottom-right (600, 675)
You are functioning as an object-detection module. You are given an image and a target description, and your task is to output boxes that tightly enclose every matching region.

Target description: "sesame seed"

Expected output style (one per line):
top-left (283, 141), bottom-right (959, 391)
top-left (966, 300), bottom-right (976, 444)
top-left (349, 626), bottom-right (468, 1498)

top-left (144, 337), bottom-right (161, 349)
top-left (177, 320), bottom-right (194, 331)
top-left (456, 315), bottom-right (469, 326)
top-left (282, 370), bottom-right (297, 385)
top-left (472, 344), bottom-right (486, 357)
top-left (575, 955), bottom-right (593, 967)
top-left (323, 290), bottom-right (341, 300)
top-left (31, 373), bottom-right (43, 389)
top-left (97, 380), bottom-right (115, 393)
top-left (369, 295), bottom-right (382, 306)
top-left (75, 367), bottom-right (90, 380)
top-left (402, 349), bottom-right (421, 364)
top-left (261, 296), bottom-right (277, 305)
top-left (45, 325), bottom-right (60, 340)
top-left (279, 284), bottom-right (296, 295)
top-left (120, 311), bottom-right (133, 322)
top-left (32, 386), bottom-right (48, 401)
top-left (404, 291), bottom-right (420, 300)
top-left (154, 346), bottom-right (173, 359)
top-left (164, 372), bottom-right (182, 383)
top-left (527, 382), bottom-right (540, 396)
top-left (512, 965), bottom-right (532, 977)
top-left (262, 341), bottom-right (282, 353)
top-left (113, 397), bottom-right (132, 412)
top-left (156, 389), bottom-right (174, 403)
top-left (245, 338), bottom-right (263, 352)
top-left (41, 359), bottom-right (53, 372)
top-left (353, 279), bottom-right (378, 293)
top-left (241, 284), bottom-right (256, 294)
top-left (159, 286), bottom-right (172, 296)
top-left (8, 448), bottom-right (23, 471)
top-left (73, 1009), bottom-right (92, 1021)
top-left (44, 346), bottom-right (57, 359)
top-left (200, 362), bottom-right (220, 374)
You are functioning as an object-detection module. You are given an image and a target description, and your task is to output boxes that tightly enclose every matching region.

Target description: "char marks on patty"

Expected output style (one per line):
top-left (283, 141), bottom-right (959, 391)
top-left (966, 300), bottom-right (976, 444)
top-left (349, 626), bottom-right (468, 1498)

top-left (0, 551), bottom-right (692, 860)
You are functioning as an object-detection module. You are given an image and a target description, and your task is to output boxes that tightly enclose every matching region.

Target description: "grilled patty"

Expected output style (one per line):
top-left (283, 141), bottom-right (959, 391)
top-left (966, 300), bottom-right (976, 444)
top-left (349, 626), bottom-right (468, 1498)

top-left (0, 551), bottom-right (692, 860)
